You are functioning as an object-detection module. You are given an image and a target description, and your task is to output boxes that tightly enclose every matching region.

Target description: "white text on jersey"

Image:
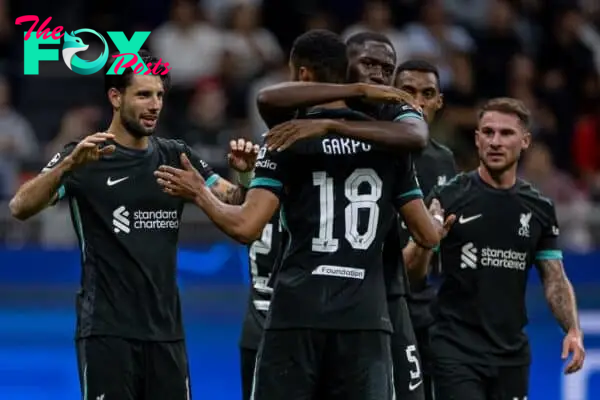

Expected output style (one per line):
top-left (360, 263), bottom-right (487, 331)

top-left (322, 138), bottom-right (371, 155)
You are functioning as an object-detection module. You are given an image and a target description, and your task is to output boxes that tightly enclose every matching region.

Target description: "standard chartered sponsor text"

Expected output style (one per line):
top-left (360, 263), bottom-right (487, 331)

top-left (481, 247), bottom-right (527, 271)
top-left (133, 210), bottom-right (178, 230)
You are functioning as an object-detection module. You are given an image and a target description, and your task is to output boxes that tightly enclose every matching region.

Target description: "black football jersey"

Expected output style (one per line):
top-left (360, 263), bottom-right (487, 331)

top-left (43, 136), bottom-right (217, 341)
top-left (428, 171), bottom-right (562, 365)
top-left (401, 139), bottom-right (457, 329)
top-left (239, 212), bottom-right (283, 350)
top-left (250, 107), bottom-right (423, 331)
top-left (351, 101), bottom-right (428, 298)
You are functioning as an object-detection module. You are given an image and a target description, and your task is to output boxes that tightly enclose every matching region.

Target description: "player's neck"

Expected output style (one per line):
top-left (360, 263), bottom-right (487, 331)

top-left (477, 164), bottom-right (517, 189)
top-left (107, 120), bottom-right (149, 150)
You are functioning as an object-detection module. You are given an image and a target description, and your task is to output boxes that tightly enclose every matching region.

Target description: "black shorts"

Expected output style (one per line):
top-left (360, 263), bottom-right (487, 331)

top-left (251, 329), bottom-right (393, 400)
top-left (76, 336), bottom-right (191, 400)
top-left (240, 347), bottom-right (257, 400)
top-left (388, 296), bottom-right (425, 400)
top-left (433, 359), bottom-right (529, 400)
top-left (413, 326), bottom-right (435, 400)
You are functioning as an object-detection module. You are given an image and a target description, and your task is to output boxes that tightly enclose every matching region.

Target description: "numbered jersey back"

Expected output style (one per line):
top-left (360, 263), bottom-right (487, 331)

top-left (250, 107), bottom-right (423, 330)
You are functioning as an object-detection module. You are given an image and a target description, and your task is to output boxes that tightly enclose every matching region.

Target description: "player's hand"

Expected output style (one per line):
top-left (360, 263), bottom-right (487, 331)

top-left (359, 83), bottom-right (421, 110)
top-left (562, 329), bottom-right (585, 374)
top-left (68, 132), bottom-right (115, 168)
top-left (228, 138), bottom-right (260, 172)
top-left (155, 153), bottom-right (206, 201)
top-left (429, 199), bottom-right (455, 239)
top-left (264, 119), bottom-right (334, 151)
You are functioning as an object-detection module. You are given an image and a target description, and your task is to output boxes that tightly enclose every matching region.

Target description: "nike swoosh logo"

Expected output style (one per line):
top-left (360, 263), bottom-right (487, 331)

top-left (459, 214), bottom-right (482, 224)
top-left (409, 380), bottom-right (423, 391)
top-left (106, 176), bottom-right (129, 186)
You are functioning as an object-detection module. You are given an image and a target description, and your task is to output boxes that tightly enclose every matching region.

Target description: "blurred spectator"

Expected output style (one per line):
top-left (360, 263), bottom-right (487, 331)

top-left (151, 0), bottom-right (223, 87)
top-left (472, 0), bottom-right (523, 99)
top-left (45, 107), bottom-right (102, 161)
top-left (0, 77), bottom-right (38, 198)
top-left (572, 95), bottom-right (600, 198)
top-left (439, 52), bottom-right (478, 169)
top-left (220, 2), bottom-right (283, 120)
top-left (222, 3), bottom-right (283, 82)
top-left (343, 0), bottom-right (409, 62)
top-left (176, 79), bottom-right (232, 177)
top-left (443, 0), bottom-right (491, 29)
top-left (403, 0), bottom-right (475, 89)
top-left (521, 142), bottom-right (593, 252)
top-left (246, 63), bottom-right (288, 141)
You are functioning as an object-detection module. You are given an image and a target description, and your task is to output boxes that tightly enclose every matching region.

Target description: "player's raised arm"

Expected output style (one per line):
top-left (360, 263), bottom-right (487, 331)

top-left (156, 147), bottom-right (282, 244)
top-left (9, 132), bottom-right (115, 220)
top-left (182, 139), bottom-right (259, 205)
top-left (534, 212), bottom-right (585, 374)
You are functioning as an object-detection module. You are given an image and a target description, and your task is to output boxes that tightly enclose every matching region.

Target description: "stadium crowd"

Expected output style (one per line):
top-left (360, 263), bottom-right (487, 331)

top-left (2, 0), bottom-right (600, 249)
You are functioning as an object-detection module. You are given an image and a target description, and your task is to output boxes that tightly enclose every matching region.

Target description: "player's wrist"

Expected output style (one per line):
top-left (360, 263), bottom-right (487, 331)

top-left (567, 327), bottom-right (583, 339)
top-left (59, 155), bottom-right (76, 172)
top-left (237, 170), bottom-right (254, 188)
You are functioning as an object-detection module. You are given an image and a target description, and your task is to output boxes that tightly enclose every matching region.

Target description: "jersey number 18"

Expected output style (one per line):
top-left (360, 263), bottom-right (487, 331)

top-left (312, 168), bottom-right (382, 252)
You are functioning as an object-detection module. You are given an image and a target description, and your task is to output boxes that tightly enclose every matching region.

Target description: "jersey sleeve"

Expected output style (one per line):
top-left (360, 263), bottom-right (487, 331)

top-left (535, 203), bottom-right (563, 261)
top-left (181, 143), bottom-right (220, 188)
top-left (249, 145), bottom-right (288, 198)
top-left (393, 156), bottom-right (424, 209)
top-left (42, 142), bottom-right (77, 203)
top-left (392, 103), bottom-right (425, 123)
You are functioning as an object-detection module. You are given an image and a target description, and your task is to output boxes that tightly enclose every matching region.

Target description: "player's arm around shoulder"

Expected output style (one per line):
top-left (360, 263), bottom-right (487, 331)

top-left (9, 132), bottom-right (115, 220)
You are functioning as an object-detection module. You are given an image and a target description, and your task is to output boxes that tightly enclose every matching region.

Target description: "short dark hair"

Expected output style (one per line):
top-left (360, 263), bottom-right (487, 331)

top-left (104, 49), bottom-right (171, 94)
top-left (346, 31), bottom-right (394, 49)
top-left (478, 97), bottom-right (531, 130)
top-left (290, 29), bottom-right (348, 84)
top-left (396, 60), bottom-right (440, 89)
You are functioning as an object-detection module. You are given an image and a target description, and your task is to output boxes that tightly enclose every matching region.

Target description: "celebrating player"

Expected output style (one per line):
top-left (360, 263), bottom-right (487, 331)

top-left (155, 30), bottom-right (448, 399)
top-left (241, 30), bottom-right (431, 400)
top-left (9, 50), bottom-right (257, 400)
top-left (404, 97), bottom-right (585, 400)
top-left (256, 31), bottom-right (435, 399)
top-left (395, 59), bottom-right (457, 399)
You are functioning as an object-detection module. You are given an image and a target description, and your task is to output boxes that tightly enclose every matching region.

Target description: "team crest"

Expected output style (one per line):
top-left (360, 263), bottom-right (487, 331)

top-left (518, 212), bottom-right (532, 237)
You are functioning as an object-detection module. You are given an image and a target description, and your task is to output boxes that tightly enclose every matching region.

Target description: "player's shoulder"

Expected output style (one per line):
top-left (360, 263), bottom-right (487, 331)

top-left (375, 103), bottom-right (424, 122)
top-left (516, 178), bottom-right (556, 213)
top-left (436, 171), bottom-right (472, 193)
top-left (428, 139), bottom-right (455, 160)
top-left (430, 171), bottom-right (475, 205)
top-left (150, 136), bottom-right (188, 153)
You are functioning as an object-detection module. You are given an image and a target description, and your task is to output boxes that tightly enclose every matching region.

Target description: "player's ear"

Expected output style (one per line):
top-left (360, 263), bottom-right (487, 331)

top-left (474, 129), bottom-right (482, 150)
top-left (108, 88), bottom-right (121, 109)
top-left (298, 66), bottom-right (313, 82)
top-left (436, 93), bottom-right (444, 110)
top-left (521, 131), bottom-right (532, 150)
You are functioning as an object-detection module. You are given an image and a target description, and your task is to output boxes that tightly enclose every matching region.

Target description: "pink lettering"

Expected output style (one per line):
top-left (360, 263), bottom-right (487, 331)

top-left (144, 62), bottom-right (153, 75)
top-left (15, 15), bottom-right (64, 40)
top-left (133, 62), bottom-right (144, 75)
top-left (15, 15), bottom-right (39, 41)
top-left (151, 58), bottom-right (165, 75)
top-left (50, 26), bottom-right (63, 40)
top-left (160, 63), bottom-right (172, 75)
top-left (112, 53), bottom-right (139, 74)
